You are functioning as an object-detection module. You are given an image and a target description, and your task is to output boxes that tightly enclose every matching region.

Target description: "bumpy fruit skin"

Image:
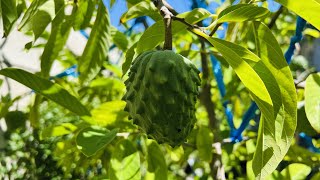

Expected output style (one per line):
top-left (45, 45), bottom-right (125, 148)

top-left (123, 50), bottom-right (201, 146)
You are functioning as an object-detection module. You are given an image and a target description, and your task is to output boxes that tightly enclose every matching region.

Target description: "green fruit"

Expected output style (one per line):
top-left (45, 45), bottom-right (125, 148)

top-left (123, 50), bottom-right (201, 146)
top-left (4, 111), bottom-right (27, 132)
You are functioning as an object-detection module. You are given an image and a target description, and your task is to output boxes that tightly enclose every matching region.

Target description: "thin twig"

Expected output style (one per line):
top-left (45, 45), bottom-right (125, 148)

top-left (172, 16), bottom-right (199, 29)
top-left (268, 6), bottom-right (284, 29)
top-left (209, 23), bottom-right (223, 36)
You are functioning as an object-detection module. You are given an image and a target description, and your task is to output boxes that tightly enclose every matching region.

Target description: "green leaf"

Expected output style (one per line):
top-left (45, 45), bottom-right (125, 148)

top-left (122, 42), bottom-right (137, 76)
top-left (305, 73), bottom-right (320, 133)
top-left (311, 172), bottom-right (320, 180)
top-left (196, 126), bottom-right (213, 162)
top-left (110, 139), bottom-right (141, 180)
top-left (286, 145), bottom-right (320, 167)
top-left (275, 0), bottom-right (320, 30)
top-left (72, 0), bottom-right (93, 30)
top-left (41, 7), bottom-right (72, 77)
top-left (190, 28), bottom-right (273, 108)
top-left (251, 22), bottom-right (297, 179)
top-left (217, 4), bottom-right (270, 23)
top-left (110, 0), bottom-right (116, 7)
top-left (136, 21), bottom-right (163, 54)
top-left (41, 123), bottom-right (78, 139)
top-left (126, 0), bottom-right (142, 7)
top-left (296, 106), bottom-right (318, 136)
top-left (266, 171), bottom-right (283, 180)
top-left (0, 68), bottom-right (90, 116)
top-left (1, 0), bottom-right (17, 36)
top-left (0, 2), bottom-right (3, 37)
top-left (18, 0), bottom-right (58, 41)
top-left (120, 1), bottom-right (161, 23)
top-left (76, 126), bottom-right (118, 157)
top-left (246, 160), bottom-right (255, 180)
top-left (85, 100), bottom-right (128, 127)
top-left (147, 140), bottom-right (167, 180)
top-left (280, 163), bottom-right (311, 180)
top-left (136, 8), bottom-right (211, 54)
top-left (79, 2), bottom-right (111, 84)
top-left (111, 27), bottom-right (129, 51)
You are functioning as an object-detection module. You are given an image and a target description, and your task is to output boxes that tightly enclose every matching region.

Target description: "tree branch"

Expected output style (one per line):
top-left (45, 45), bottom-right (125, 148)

top-left (209, 23), bottom-right (223, 36)
top-left (268, 6), bottom-right (284, 29)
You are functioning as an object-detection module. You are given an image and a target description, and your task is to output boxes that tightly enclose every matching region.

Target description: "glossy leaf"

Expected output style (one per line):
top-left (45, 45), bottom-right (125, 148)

top-left (147, 140), bottom-right (167, 180)
top-left (190, 28), bottom-right (273, 109)
top-left (252, 22), bottom-right (297, 179)
top-left (217, 4), bottom-right (270, 23)
top-left (275, 0), bottom-right (320, 30)
top-left (120, 1), bottom-right (161, 23)
top-left (280, 163), bottom-right (311, 180)
top-left (79, 2), bottom-right (111, 84)
top-left (86, 100), bottom-right (128, 127)
top-left (136, 8), bottom-right (211, 54)
top-left (18, 0), bottom-right (57, 41)
top-left (110, 139), bottom-right (141, 180)
top-left (0, 0), bottom-right (17, 36)
top-left (76, 126), bottom-right (118, 157)
top-left (305, 73), bottom-right (320, 133)
top-left (196, 126), bottom-right (213, 162)
top-left (0, 68), bottom-right (90, 116)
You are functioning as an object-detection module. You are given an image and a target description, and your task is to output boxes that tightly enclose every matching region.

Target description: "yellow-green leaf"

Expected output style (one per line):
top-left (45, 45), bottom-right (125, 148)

top-left (275, 0), bottom-right (320, 30)
top-left (217, 4), bottom-right (270, 23)
top-left (86, 100), bottom-right (128, 127)
top-left (79, 2), bottom-right (111, 84)
top-left (120, 1), bottom-right (161, 23)
top-left (136, 8), bottom-right (211, 54)
top-left (110, 139), bottom-right (141, 180)
top-left (305, 73), bottom-right (320, 133)
top-left (0, 68), bottom-right (90, 116)
top-left (280, 163), bottom-right (312, 180)
top-left (196, 126), bottom-right (213, 162)
top-left (76, 126), bottom-right (118, 157)
top-left (190, 29), bottom-right (273, 109)
top-left (252, 22), bottom-right (297, 179)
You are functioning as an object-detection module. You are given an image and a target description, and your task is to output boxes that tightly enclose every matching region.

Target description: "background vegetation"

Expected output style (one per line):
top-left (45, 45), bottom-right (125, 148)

top-left (0, 0), bottom-right (320, 179)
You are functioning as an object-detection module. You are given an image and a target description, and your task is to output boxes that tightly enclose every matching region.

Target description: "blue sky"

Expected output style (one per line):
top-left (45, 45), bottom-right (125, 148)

top-left (105, 0), bottom-right (210, 31)
top-left (104, 0), bottom-right (280, 32)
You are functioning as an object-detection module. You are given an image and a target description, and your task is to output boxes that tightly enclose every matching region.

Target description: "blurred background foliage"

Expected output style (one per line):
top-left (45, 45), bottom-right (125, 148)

top-left (0, 0), bottom-right (320, 179)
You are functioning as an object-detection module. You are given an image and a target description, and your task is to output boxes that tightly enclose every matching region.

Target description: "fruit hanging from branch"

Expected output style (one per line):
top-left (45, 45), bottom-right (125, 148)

top-left (123, 50), bottom-right (201, 146)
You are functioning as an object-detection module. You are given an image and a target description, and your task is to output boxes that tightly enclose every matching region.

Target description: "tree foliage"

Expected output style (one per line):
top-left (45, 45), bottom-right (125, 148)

top-left (0, 0), bottom-right (320, 179)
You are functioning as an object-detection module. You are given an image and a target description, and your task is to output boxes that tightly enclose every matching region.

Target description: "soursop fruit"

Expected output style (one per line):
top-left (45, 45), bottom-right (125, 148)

top-left (123, 50), bottom-right (201, 146)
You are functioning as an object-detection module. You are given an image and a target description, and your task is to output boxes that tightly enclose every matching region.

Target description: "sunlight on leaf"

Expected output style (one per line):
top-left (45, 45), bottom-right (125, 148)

top-left (76, 126), bottom-right (118, 157)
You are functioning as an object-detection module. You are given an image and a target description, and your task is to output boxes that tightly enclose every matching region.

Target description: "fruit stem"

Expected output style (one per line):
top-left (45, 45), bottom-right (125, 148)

top-left (163, 13), bottom-right (172, 50)
top-left (153, 0), bottom-right (173, 50)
